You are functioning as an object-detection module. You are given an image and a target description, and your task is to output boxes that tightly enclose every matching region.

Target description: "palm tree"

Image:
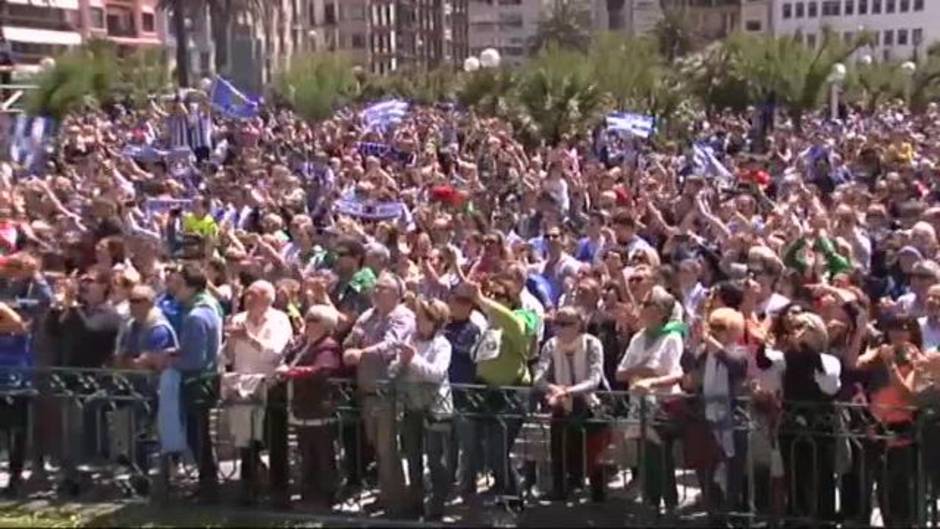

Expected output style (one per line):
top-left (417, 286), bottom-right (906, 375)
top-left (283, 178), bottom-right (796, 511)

top-left (276, 52), bottom-right (358, 121)
top-left (846, 58), bottom-right (906, 113)
top-left (653, 5), bottom-right (697, 62)
top-left (529, 0), bottom-right (592, 54)
top-left (909, 43), bottom-right (940, 113)
top-left (730, 28), bottom-right (873, 130)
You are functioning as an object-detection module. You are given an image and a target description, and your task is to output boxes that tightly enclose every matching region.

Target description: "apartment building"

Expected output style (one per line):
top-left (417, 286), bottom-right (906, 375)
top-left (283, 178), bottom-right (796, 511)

top-left (318, 0), bottom-right (468, 74)
top-left (78, 0), bottom-right (164, 53)
top-left (593, 0), bottom-right (770, 38)
top-left (468, 0), bottom-right (549, 65)
top-left (0, 0), bottom-right (83, 70)
top-left (772, 0), bottom-right (939, 61)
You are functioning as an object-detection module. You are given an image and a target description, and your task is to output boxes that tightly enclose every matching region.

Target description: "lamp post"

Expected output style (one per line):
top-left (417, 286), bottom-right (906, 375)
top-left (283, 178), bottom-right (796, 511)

top-left (464, 48), bottom-right (501, 73)
top-left (901, 60), bottom-right (917, 108)
top-left (828, 62), bottom-right (847, 122)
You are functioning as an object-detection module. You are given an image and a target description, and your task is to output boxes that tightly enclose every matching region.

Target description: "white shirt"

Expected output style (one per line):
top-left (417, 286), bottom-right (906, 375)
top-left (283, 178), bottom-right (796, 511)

top-left (617, 331), bottom-right (684, 393)
top-left (227, 308), bottom-right (293, 375)
top-left (919, 316), bottom-right (940, 352)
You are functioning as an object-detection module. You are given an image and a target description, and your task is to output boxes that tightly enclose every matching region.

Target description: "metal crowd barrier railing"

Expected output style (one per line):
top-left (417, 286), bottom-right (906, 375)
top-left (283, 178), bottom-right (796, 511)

top-left (0, 367), bottom-right (937, 527)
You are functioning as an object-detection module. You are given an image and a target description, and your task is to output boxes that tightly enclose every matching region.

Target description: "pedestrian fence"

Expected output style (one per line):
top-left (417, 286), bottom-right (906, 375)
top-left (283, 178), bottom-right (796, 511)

top-left (0, 367), bottom-right (938, 527)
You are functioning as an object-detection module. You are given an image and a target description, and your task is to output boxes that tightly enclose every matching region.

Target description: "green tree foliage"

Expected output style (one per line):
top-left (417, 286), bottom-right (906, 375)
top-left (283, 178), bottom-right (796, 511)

top-left (845, 58), bottom-right (906, 113)
top-left (529, 0), bottom-right (593, 54)
top-left (276, 53), bottom-right (359, 121)
top-left (513, 45), bottom-right (605, 145)
top-left (27, 40), bottom-right (121, 119)
top-left (910, 43), bottom-right (940, 113)
top-left (590, 33), bottom-right (661, 110)
top-left (653, 7), bottom-right (698, 62)
top-left (726, 28), bottom-right (872, 129)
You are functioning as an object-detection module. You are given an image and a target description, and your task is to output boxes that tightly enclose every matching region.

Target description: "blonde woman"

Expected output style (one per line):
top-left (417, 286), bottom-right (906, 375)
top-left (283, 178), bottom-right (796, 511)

top-left (390, 297), bottom-right (453, 520)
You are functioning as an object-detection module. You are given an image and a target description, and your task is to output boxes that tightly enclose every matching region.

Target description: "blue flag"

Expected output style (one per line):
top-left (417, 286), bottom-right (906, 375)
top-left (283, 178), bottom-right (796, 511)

top-left (691, 142), bottom-right (733, 182)
top-left (210, 77), bottom-right (259, 119)
top-left (606, 112), bottom-right (655, 139)
top-left (361, 100), bottom-right (409, 133)
top-left (9, 115), bottom-right (54, 172)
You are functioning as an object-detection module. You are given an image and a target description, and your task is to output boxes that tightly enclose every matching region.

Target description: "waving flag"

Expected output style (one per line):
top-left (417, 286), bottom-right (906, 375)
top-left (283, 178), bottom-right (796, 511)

top-left (692, 142), bottom-right (733, 182)
top-left (361, 100), bottom-right (409, 133)
top-left (606, 112), bottom-right (655, 139)
top-left (210, 77), bottom-right (259, 119)
top-left (9, 115), bottom-right (53, 171)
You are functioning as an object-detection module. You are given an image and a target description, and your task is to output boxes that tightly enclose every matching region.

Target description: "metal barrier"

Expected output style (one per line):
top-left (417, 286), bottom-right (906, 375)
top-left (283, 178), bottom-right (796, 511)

top-left (0, 367), bottom-right (938, 527)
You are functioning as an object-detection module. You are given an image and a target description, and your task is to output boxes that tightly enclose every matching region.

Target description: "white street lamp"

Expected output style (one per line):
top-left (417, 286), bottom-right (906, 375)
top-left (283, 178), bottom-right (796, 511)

top-left (828, 62), bottom-right (847, 121)
top-left (463, 56), bottom-right (480, 72)
top-left (901, 61), bottom-right (917, 107)
top-left (480, 48), bottom-right (501, 69)
top-left (39, 57), bottom-right (56, 71)
top-left (859, 54), bottom-right (873, 66)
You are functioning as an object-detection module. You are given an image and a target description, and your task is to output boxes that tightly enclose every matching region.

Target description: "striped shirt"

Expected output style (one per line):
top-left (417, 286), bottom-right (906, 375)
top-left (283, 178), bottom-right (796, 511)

top-left (189, 110), bottom-right (213, 150)
top-left (166, 113), bottom-right (190, 148)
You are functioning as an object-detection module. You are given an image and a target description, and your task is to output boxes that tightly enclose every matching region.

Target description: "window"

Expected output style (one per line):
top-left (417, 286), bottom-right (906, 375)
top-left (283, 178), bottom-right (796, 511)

top-left (859, 0), bottom-right (868, 13)
top-left (886, 0), bottom-right (895, 13)
top-left (745, 20), bottom-right (762, 31)
top-left (821, 1), bottom-right (839, 15)
top-left (352, 33), bottom-right (365, 48)
top-left (898, 28), bottom-right (908, 45)
top-left (783, 3), bottom-right (793, 17)
top-left (871, 31), bottom-right (880, 44)
top-left (199, 52), bottom-right (210, 72)
top-left (914, 0), bottom-right (924, 10)
top-left (884, 29), bottom-right (894, 45)
top-left (808, 1), bottom-right (818, 16)
top-left (106, 5), bottom-right (135, 36)
top-left (89, 7), bottom-right (104, 28)
top-left (845, 0), bottom-right (855, 14)
top-left (324, 2), bottom-right (336, 24)
top-left (913, 28), bottom-right (923, 45)
top-left (806, 33), bottom-right (817, 48)
top-left (796, 2), bottom-right (805, 16)
top-left (872, 0), bottom-right (881, 13)
top-left (900, 0), bottom-right (909, 11)
top-left (142, 12), bottom-right (155, 33)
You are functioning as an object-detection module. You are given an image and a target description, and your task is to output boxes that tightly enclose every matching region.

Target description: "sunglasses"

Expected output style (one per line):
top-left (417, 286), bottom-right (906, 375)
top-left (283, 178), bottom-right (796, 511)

top-left (555, 319), bottom-right (578, 328)
top-left (709, 323), bottom-right (727, 333)
top-left (545, 233), bottom-right (561, 240)
top-left (629, 276), bottom-right (648, 284)
top-left (129, 298), bottom-right (151, 305)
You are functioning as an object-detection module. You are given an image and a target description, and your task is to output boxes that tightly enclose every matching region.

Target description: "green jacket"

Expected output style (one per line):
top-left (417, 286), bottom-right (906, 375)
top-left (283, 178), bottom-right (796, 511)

top-left (476, 303), bottom-right (538, 387)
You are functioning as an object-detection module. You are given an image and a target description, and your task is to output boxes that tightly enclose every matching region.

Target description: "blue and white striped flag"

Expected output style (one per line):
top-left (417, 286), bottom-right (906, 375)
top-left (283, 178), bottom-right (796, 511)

top-left (606, 112), bottom-right (655, 139)
top-left (10, 115), bottom-right (53, 171)
top-left (210, 77), bottom-right (259, 120)
top-left (361, 100), bottom-right (409, 133)
top-left (692, 142), bottom-right (734, 182)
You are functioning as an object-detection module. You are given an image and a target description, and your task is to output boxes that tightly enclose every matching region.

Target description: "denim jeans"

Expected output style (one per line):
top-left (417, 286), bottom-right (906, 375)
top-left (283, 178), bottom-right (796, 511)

top-left (448, 414), bottom-right (483, 492)
top-left (401, 410), bottom-right (452, 512)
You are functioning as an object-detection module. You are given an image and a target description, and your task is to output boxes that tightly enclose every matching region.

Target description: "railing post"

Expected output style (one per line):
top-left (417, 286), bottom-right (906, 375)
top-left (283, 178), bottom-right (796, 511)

top-left (638, 392), bottom-right (647, 511)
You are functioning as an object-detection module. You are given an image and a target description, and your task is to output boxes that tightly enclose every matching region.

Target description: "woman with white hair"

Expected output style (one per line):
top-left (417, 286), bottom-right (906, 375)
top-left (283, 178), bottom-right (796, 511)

top-left (223, 279), bottom-right (294, 506)
top-left (276, 305), bottom-right (343, 511)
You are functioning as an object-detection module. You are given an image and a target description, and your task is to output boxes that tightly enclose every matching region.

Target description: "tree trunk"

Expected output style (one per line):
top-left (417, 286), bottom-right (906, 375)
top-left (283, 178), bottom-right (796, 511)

top-left (173, 0), bottom-right (190, 87)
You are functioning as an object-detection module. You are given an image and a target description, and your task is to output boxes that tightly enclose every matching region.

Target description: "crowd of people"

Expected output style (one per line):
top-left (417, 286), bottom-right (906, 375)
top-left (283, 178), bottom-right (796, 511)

top-left (0, 87), bottom-right (938, 526)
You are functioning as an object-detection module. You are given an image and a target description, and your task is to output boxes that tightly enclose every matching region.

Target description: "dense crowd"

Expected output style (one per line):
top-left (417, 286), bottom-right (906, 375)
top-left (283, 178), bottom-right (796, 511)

top-left (0, 88), bottom-right (939, 525)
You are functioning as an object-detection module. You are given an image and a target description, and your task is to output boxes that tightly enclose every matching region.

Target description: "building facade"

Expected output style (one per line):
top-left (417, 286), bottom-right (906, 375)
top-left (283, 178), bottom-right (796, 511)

top-left (0, 0), bottom-right (83, 70)
top-left (771, 0), bottom-right (939, 61)
top-left (317, 0), bottom-right (468, 74)
top-left (593, 0), bottom-right (769, 38)
top-left (468, 0), bottom-right (549, 65)
top-left (78, 0), bottom-right (165, 53)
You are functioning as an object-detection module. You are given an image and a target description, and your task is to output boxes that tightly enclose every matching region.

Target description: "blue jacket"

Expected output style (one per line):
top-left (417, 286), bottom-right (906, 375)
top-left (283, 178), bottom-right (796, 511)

top-left (174, 304), bottom-right (221, 373)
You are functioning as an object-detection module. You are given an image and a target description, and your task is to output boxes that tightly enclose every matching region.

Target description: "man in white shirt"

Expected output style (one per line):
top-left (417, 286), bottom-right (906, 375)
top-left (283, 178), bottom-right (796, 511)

top-left (224, 280), bottom-right (293, 505)
top-left (918, 284), bottom-right (940, 352)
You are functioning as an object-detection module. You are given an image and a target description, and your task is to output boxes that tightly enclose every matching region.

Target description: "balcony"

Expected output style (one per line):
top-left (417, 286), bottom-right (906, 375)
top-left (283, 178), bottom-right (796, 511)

top-left (0, 14), bottom-right (77, 33)
top-left (107, 25), bottom-right (138, 38)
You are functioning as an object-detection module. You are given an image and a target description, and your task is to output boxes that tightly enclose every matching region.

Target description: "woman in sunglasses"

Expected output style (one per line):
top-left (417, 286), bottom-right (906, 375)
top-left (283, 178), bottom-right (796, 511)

top-left (532, 306), bottom-right (608, 503)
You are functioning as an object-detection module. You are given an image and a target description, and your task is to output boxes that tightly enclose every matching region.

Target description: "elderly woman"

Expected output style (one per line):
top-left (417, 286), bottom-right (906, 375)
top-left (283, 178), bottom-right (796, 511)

top-left (223, 279), bottom-right (294, 506)
top-left (616, 286), bottom-right (685, 513)
top-left (390, 297), bottom-right (453, 520)
top-left (277, 305), bottom-right (343, 511)
top-left (533, 306), bottom-right (608, 503)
